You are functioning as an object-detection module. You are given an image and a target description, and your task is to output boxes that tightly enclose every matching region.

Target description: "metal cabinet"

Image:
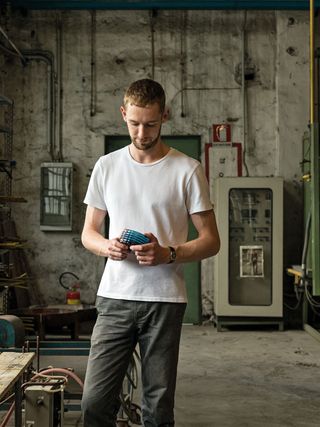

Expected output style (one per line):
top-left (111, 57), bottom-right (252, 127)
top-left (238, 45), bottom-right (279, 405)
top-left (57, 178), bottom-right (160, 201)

top-left (213, 177), bottom-right (284, 331)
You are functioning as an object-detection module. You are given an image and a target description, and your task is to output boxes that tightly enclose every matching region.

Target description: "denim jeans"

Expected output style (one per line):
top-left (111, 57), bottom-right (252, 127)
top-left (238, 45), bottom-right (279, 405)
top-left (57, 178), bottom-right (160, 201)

top-left (81, 297), bottom-right (186, 427)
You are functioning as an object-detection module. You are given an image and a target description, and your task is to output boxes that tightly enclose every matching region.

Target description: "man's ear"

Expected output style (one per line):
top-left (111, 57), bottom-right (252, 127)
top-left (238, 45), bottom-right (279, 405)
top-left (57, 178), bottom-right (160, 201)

top-left (162, 107), bottom-right (170, 123)
top-left (120, 106), bottom-right (127, 122)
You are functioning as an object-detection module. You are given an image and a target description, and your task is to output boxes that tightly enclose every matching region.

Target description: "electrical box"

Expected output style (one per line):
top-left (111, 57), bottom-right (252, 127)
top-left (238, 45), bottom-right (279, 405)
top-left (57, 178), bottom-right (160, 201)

top-left (25, 383), bottom-right (63, 426)
top-left (213, 177), bottom-right (283, 330)
top-left (40, 162), bottom-right (73, 231)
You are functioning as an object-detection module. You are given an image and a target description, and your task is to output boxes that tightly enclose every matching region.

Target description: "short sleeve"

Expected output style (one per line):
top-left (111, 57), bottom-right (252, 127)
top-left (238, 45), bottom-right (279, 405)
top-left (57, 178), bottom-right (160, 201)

top-left (185, 164), bottom-right (213, 215)
top-left (83, 158), bottom-right (107, 211)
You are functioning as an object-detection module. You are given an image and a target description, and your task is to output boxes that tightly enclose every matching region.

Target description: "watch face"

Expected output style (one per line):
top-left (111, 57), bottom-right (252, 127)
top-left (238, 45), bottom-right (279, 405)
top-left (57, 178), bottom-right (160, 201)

top-left (170, 247), bottom-right (176, 262)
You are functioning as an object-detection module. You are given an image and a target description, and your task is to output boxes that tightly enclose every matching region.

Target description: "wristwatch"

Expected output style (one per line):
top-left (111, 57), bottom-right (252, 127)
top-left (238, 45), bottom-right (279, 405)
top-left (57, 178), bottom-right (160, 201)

top-left (168, 246), bottom-right (177, 264)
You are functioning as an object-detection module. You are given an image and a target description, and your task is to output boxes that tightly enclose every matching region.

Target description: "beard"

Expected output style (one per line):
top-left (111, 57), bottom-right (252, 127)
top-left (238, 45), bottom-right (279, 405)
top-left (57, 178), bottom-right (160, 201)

top-left (131, 127), bottom-right (162, 151)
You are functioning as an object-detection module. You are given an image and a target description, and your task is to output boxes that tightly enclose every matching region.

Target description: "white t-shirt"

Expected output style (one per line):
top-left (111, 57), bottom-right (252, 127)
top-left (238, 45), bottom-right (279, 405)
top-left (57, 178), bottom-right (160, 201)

top-left (84, 146), bottom-right (212, 303)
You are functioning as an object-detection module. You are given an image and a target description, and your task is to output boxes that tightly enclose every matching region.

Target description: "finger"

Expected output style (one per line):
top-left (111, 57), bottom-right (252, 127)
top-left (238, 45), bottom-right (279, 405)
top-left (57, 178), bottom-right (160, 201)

top-left (137, 256), bottom-right (151, 265)
top-left (109, 247), bottom-right (127, 259)
top-left (114, 240), bottom-right (129, 251)
top-left (109, 252), bottom-right (127, 261)
top-left (130, 244), bottom-right (144, 252)
top-left (110, 247), bottom-right (121, 256)
top-left (144, 232), bottom-right (157, 242)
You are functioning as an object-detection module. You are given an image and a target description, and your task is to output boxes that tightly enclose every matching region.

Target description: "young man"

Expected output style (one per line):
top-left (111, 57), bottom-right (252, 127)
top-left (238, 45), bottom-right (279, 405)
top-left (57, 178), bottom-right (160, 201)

top-left (81, 79), bottom-right (220, 427)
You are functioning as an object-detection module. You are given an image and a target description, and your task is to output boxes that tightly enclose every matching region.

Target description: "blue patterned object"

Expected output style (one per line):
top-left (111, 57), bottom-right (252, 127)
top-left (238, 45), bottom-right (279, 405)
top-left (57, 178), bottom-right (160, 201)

top-left (120, 229), bottom-right (150, 246)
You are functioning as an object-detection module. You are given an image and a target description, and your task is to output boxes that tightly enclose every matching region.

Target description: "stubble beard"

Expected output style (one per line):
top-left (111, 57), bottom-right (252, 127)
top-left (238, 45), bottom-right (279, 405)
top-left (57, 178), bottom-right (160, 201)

top-left (131, 127), bottom-right (162, 151)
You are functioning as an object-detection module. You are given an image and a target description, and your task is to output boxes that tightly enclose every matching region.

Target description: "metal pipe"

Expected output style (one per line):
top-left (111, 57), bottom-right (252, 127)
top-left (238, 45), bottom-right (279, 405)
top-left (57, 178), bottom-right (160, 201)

top-left (0, 402), bottom-right (14, 427)
top-left (1, 42), bottom-right (56, 159)
top-left (21, 50), bottom-right (56, 161)
top-left (149, 9), bottom-right (156, 80)
top-left (310, 0), bottom-right (315, 124)
top-left (36, 335), bottom-right (40, 373)
top-left (32, 368), bottom-right (84, 389)
top-left (56, 14), bottom-right (63, 161)
top-left (301, 209), bottom-right (311, 280)
top-left (0, 41), bottom-right (20, 58)
top-left (0, 25), bottom-right (27, 66)
top-left (180, 10), bottom-right (187, 118)
top-left (241, 10), bottom-right (249, 176)
top-left (90, 10), bottom-right (97, 117)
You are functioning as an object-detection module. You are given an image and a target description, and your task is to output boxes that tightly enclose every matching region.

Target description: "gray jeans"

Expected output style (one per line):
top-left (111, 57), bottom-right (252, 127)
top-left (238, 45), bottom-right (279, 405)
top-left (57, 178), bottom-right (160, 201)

top-left (81, 297), bottom-right (186, 427)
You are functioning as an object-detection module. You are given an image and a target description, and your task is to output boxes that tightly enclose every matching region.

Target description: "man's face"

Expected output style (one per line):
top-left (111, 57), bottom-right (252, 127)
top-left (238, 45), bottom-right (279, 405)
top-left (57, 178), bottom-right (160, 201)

top-left (120, 103), bottom-right (166, 151)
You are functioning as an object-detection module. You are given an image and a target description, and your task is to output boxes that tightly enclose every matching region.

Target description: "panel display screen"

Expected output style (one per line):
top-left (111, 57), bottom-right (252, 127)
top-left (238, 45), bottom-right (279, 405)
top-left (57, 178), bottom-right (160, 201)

top-left (228, 188), bottom-right (273, 306)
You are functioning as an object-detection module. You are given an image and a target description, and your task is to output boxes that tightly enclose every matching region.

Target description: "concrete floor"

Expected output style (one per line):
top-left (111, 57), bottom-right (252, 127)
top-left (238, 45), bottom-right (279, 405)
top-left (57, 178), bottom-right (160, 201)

top-left (1, 324), bottom-right (320, 426)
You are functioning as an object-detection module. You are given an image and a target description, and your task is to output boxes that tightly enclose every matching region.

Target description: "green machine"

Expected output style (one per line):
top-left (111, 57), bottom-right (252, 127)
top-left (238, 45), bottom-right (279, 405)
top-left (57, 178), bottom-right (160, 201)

top-left (307, 1), bottom-right (320, 297)
top-left (300, 0), bottom-right (320, 338)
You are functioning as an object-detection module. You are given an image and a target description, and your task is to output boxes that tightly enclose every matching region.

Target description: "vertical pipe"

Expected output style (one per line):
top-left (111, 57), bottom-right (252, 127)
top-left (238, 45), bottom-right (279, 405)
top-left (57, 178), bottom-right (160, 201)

top-left (14, 379), bottom-right (22, 427)
top-left (90, 10), bottom-right (97, 117)
top-left (36, 335), bottom-right (40, 373)
top-left (180, 10), bottom-right (187, 118)
top-left (149, 10), bottom-right (156, 80)
top-left (22, 52), bottom-right (55, 160)
top-left (241, 11), bottom-right (249, 176)
top-left (56, 13), bottom-right (63, 161)
top-left (310, 0), bottom-right (314, 124)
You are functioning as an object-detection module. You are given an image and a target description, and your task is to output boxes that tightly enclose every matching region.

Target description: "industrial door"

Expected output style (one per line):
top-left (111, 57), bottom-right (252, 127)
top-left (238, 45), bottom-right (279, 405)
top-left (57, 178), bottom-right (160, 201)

top-left (105, 135), bottom-right (202, 324)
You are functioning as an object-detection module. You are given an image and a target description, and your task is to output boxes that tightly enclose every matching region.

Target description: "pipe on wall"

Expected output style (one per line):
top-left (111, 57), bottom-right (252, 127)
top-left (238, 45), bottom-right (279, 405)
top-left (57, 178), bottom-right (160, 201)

top-left (90, 10), bottom-right (97, 117)
top-left (0, 25), bottom-right (27, 66)
top-left (0, 42), bottom-right (57, 160)
top-left (21, 50), bottom-right (57, 161)
top-left (241, 10), bottom-right (249, 176)
top-left (56, 13), bottom-right (63, 161)
top-left (0, 25), bottom-right (59, 160)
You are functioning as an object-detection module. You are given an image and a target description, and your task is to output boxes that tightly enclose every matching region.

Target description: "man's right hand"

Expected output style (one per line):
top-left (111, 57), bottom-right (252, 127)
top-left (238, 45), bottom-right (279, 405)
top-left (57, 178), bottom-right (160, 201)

top-left (103, 238), bottom-right (129, 261)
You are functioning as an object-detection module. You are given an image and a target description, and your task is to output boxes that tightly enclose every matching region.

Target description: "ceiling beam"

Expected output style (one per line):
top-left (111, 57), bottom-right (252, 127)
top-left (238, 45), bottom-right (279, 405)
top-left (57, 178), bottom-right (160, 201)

top-left (8, 0), bottom-right (320, 11)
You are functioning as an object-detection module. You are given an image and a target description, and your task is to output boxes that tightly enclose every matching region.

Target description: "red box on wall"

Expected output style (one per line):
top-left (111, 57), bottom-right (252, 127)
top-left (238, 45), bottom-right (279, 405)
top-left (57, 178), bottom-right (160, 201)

top-left (212, 124), bottom-right (231, 143)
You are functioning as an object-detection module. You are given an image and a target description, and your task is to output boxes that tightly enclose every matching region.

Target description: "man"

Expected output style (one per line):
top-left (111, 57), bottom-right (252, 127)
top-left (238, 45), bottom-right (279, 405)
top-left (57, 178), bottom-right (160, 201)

top-left (81, 79), bottom-right (220, 427)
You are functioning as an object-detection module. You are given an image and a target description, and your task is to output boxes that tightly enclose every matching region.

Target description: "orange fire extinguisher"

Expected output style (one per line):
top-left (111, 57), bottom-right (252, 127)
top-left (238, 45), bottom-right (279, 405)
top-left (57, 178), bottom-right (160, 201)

top-left (59, 272), bottom-right (81, 305)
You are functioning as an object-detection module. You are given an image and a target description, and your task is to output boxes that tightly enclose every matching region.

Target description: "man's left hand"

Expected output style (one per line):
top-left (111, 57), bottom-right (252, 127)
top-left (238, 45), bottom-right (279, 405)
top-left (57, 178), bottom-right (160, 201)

top-left (130, 233), bottom-right (170, 266)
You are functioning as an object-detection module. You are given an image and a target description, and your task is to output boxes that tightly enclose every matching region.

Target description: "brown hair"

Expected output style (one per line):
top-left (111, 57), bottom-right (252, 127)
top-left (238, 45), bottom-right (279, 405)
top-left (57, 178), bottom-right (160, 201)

top-left (123, 79), bottom-right (166, 112)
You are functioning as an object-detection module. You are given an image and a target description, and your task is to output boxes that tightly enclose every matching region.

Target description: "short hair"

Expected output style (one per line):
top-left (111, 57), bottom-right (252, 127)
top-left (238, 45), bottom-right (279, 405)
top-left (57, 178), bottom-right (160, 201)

top-left (123, 79), bottom-right (166, 112)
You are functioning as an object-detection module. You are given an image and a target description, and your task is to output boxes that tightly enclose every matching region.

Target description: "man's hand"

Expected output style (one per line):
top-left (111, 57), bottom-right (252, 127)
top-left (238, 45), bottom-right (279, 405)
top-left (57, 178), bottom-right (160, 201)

top-left (104, 238), bottom-right (129, 261)
top-left (130, 233), bottom-right (170, 266)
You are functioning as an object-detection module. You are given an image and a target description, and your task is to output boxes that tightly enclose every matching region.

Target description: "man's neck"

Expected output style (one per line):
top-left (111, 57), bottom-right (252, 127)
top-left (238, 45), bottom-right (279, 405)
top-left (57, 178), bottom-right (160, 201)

top-left (129, 141), bottom-right (170, 164)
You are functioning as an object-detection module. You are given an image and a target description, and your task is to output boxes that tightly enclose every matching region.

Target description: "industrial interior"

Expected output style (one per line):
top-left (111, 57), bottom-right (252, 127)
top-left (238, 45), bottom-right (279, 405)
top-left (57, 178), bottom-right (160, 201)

top-left (0, 0), bottom-right (319, 426)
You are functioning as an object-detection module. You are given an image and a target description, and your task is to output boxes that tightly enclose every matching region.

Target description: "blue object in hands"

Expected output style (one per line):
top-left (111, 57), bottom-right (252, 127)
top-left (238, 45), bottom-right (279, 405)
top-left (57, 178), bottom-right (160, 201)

top-left (120, 229), bottom-right (150, 246)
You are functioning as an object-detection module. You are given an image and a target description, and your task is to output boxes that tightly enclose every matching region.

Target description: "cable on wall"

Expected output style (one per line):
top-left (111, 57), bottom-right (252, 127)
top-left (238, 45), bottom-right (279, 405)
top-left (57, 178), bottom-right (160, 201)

top-left (180, 9), bottom-right (188, 118)
top-left (149, 9), bottom-right (156, 80)
top-left (90, 9), bottom-right (97, 117)
top-left (55, 12), bottom-right (64, 162)
top-left (0, 25), bottom-right (27, 66)
top-left (241, 10), bottom-right (250, 177)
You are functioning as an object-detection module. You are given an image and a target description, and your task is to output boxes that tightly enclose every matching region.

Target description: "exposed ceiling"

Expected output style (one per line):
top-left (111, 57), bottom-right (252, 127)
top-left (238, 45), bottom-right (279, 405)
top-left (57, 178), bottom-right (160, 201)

top-left (7, 0), bottom-right (320, 11)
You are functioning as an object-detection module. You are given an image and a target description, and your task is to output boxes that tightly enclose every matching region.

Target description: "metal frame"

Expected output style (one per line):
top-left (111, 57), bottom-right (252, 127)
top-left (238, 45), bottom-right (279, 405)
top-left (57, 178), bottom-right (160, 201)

top-left (0, 96), bottom-right (14, 218)
top-left (9, 0), bottom-right (320, 10)
top-left (213, 177), bottom-right (283, 319)
top-left (310, 124), bottom-right (320, 296)
top-left (40, 162), bottom-right (73, 231)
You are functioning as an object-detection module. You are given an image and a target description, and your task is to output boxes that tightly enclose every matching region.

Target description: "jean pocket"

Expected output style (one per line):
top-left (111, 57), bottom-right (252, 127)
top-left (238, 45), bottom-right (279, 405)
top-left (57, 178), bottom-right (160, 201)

top-left (95, 296), bottom-right (112, 314)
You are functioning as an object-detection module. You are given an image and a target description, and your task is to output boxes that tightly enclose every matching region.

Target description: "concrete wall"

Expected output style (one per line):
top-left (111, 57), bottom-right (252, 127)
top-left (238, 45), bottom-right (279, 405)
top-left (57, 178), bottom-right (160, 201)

top-left (0, 9), bottom-right (309, 316)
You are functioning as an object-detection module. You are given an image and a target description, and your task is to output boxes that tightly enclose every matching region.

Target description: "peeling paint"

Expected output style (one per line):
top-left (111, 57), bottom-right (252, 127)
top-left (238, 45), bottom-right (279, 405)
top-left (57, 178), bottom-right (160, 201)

top-left (0, 9), bottom-right (308, 316)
